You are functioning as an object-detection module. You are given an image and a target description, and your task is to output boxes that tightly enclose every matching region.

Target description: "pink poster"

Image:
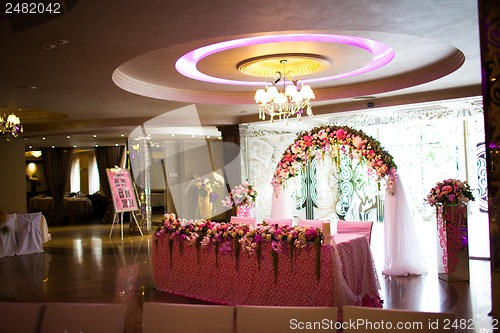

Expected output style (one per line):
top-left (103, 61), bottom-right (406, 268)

top-left (106, 168), bottom-right (139, 212)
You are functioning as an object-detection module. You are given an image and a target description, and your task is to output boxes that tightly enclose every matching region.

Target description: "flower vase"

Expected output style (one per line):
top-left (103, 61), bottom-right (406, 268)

top-left (198, 195), bottom-right (212, 219)
top-left (236, 204), bottom-right (254, 218)
top-left (437, 204), bottom-right (469, 281)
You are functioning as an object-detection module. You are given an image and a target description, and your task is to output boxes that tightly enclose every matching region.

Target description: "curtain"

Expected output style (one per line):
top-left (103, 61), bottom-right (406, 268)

top-left (95, 146), bottom-right (125, 222)
top-left (383, 176), bottom-right (427, 276)
top-left (42, 148), bottom-right (73, 224)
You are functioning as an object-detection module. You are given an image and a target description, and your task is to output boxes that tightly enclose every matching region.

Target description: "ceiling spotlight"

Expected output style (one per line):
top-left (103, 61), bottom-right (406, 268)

top-left (73, 145), bottom-right (77, 148)
top-left (29, 145), bottom-right (32, 149)
top-left (218, 136), bottom-right (223, 140)
top-left (93, 134), bottom-right (97, 138)
top-left (67, 136), bottom-right (70, 139)
top-left (42, 137), bottom-right (46, 140)
top-left (115, 144), bottom-right (119, 147)
top-left (51, 145), bottom-right (55, 148)
top-left (95, 144), bottom-right (99, 147)
top-left (191, 134), bottom-right (195, 138)
top-left (156, 145), bottom-right (160, 148)
top-left (206, 136), bottom-right (211, 139)
top-left (171, 134), bottom-right (175, 137)
top-left (120, 134), bottom-right (125, 137)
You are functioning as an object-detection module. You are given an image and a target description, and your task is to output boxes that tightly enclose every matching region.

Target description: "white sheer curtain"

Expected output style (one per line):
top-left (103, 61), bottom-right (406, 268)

top-left (383, 177), bottom-right (427, 276)
top-left (70, 157), bottom-right (80, 193)
top-left (88, 154), bottom-right (100, 194)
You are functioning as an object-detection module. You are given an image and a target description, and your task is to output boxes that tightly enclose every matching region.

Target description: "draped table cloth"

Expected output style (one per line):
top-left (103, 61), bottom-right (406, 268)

top-left (152, 233), bottom-right (381, 307)
top-left (29, 197), bottom-right (93, 221)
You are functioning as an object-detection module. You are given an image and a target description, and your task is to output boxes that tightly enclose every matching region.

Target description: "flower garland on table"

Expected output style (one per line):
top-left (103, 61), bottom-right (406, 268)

top-left (272, 125), bottom-right (398, 194)
top-left (155, 217), bottom-right (323, 283)
top-left (222, 182), bottom-right (257, 208)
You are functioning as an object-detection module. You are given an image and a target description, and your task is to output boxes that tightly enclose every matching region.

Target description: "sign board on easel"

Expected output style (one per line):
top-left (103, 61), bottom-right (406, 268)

top-left (106, 168), bottom-right (143, 239)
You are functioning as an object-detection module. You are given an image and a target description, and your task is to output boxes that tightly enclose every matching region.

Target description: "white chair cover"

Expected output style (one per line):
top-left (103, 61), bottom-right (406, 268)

top-left (236, 306), bottom-right (338, 333)
top-left (39, 215), bottom-right (51, 243)
top-left (142, 303), bottom-right (235, 333)
top-left (343, 306), bottom-right (455, 333)
top-left (0, 302), bottom-right (42, 333)
top-left (230, 216), bottom-right (256, 226)
top-left (262, 218), bottom-right (293, 227)
top-left (0, 214), bottom-right (17, 258)
top-left (16, 212), bottom-right (44, 255)
top-left (40, 303), bottom-right (127, 333)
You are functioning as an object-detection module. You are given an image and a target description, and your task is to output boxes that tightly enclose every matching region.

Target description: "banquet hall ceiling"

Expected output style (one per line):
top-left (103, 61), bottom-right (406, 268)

top-left (0, 0), bottom-right (481, 142)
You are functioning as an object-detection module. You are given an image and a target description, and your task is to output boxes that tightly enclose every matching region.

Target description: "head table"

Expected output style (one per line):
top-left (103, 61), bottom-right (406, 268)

top-left (152, 232), bottom-right (381, 307)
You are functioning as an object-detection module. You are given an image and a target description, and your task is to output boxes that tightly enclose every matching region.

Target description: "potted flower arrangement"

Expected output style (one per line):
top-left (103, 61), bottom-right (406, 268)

top-left (222, 182), bottom-right (257, 218)
top-left (426, 179), bottom-right (474, 208)
top-left (186, 174), bottom-right (222, 219)
top-left (426, 179), bottom-right (474, 281)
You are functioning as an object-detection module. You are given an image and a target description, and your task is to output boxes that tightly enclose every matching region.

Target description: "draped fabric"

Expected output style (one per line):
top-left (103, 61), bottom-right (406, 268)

top-left (42, 148), bottom-right (73, 224)
top-left (95, 146), bottom-right (125, 222)
top-left (95, 146), bottom-right (125, 198)
top-left (383, 177), bottom-right (427, 276)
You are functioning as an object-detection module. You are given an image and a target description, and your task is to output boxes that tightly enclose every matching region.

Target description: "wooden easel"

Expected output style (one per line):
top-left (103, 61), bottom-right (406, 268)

top-left (109, 211), bottom-right (144, 240)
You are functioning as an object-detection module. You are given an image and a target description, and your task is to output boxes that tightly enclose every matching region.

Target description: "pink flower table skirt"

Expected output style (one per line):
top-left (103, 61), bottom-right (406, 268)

top-left (153, 233), bottom-right (381, 307)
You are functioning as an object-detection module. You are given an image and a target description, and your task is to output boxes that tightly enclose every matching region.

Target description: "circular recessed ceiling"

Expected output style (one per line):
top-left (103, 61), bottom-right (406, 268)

top-left (0, 108), bottom-right (67, 123)
top-left (237, 54), bottom-right (331, 78)
top-left (175, 33), bottom-right (395, 86)
top-left (112, 30), bottom-right (465, 105)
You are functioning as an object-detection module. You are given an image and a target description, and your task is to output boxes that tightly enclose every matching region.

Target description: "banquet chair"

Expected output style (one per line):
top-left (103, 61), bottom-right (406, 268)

top-left (236, 306), bottom-right (338, 333)
top-left (15, 212), bottom-right (44, 255)
top-left (0, 302), bottom-right (42, 333)
top-left (337, 221), bottom-right (373, 245)
top-left (342, 306), bottom-right (455, 333)
top-left (39, 303), bottom-right (127, 333)
top-left (0, 214), bottom-right (17, 258)
top-left (230, 216), bottom-right (256, 226)
top-left (297, 219), bottom-right (327, 230)
top-left (142, 303), bottom-right (235, 333)
top-left (262, 218), bottom-right (293, 227)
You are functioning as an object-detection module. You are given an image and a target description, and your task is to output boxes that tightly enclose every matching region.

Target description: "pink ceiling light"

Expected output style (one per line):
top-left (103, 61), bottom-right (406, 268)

top-left (175, 34), bottom-right (395, 86)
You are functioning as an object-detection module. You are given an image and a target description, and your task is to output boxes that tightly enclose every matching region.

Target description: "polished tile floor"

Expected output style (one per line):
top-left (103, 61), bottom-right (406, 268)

top-left (0, 222), bottom-right (494, 333)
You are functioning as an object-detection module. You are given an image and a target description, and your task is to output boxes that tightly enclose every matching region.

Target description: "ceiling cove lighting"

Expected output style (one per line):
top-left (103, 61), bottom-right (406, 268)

top-left (254, 59), bottom-right (315, 124)
top-left (175, 34), bottom-right (395, 86)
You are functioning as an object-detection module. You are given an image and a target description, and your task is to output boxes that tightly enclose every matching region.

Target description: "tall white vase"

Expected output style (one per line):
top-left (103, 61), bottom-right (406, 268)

top-left (270, 186), bottom-right (293, 218)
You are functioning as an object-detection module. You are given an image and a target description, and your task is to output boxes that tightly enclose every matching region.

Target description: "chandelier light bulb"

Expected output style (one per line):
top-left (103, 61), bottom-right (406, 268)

top-left (255, 59), bottom-right (315, 124)
top-left (1, 112), bottom-right (23, 138)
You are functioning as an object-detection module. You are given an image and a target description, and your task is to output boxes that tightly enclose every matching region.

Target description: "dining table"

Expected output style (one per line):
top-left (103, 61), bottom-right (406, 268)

top-left (152, 232), bottom-right (381, 307)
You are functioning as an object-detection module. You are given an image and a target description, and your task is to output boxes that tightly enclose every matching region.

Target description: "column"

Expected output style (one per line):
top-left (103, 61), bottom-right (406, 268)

top-left (478, 0), bottom-right (500, 319)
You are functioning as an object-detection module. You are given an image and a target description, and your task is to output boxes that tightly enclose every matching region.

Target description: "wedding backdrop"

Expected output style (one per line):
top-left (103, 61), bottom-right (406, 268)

top-left (240, 98), bottom-right (488, 258)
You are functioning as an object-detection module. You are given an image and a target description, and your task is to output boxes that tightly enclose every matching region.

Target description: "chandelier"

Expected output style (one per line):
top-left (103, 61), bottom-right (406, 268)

top-left (0, 113), bottom-right (23, 138)
top-left (254, 59), bottom-right (315, 124)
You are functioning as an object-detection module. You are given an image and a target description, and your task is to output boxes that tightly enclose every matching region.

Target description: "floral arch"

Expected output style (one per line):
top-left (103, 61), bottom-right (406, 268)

top-left (272, 125), bottom-right (398, 193)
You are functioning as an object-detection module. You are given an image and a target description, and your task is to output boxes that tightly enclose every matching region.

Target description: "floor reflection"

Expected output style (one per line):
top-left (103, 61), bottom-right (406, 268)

top-left (0, 223), bottom-right (494, 333)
